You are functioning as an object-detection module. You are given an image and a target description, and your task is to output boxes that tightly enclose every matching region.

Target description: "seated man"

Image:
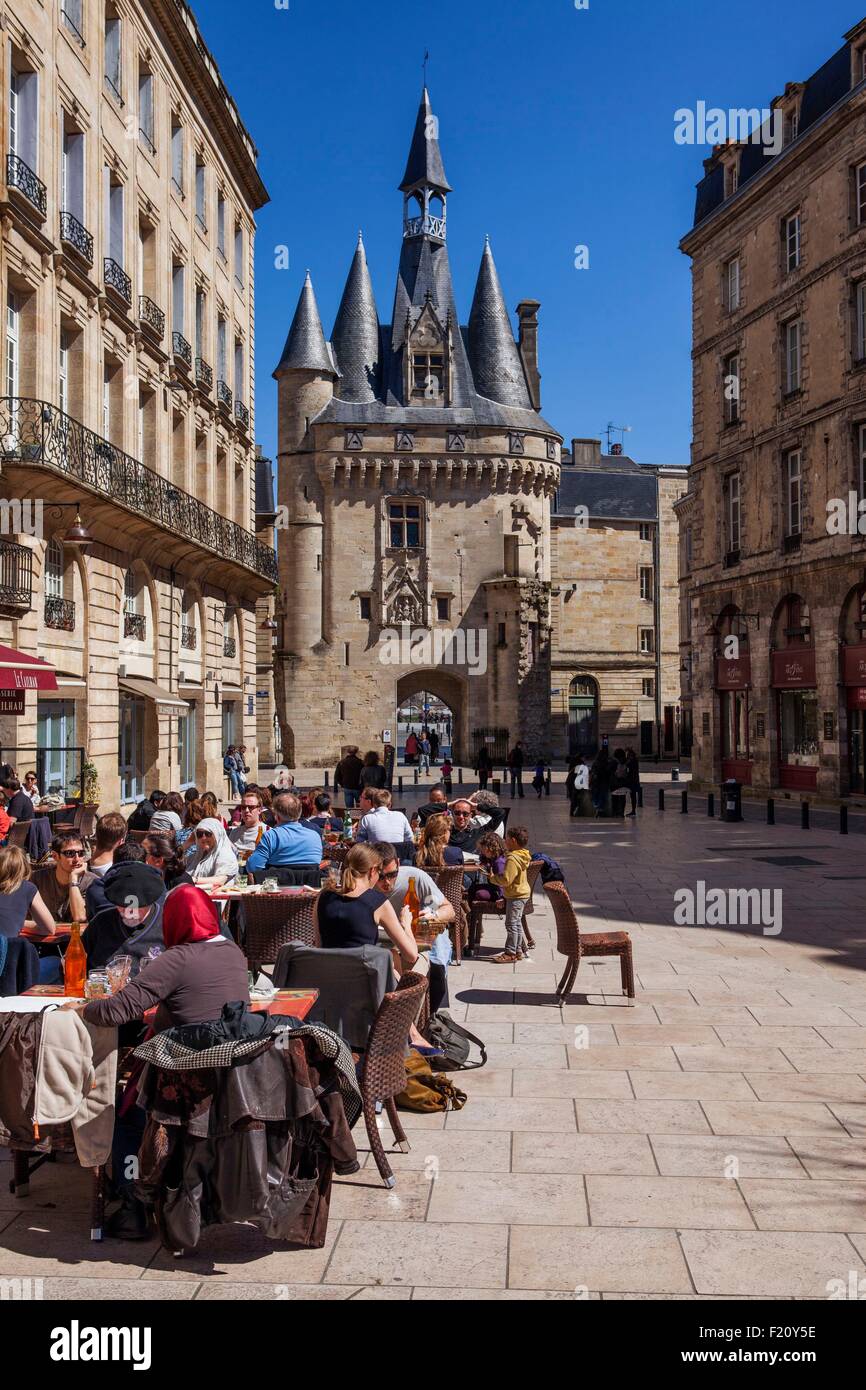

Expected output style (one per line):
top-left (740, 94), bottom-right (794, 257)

top-left (354, 789), bottom-right (413, 846)
top-left (229, 790), bottom-right (266, 853)
top-left (30, 831), bottom-right (96, 922)
top-left (127, 789), bottom-right (165, 833)
top-left (245, 792), bottom-right (323, 873)
top-left (84, 861), bottom-right (167, 970)
top-left (416, 784), bottom-right (449, 827)
top-left (448, 798), bottom-right (483, 853)
top-left (370, 841), bottom-right (456, 936)
top-left (303, 792), bottom-right (344, 838)
top-left (88, 812), bottom-right (128, 877)
top-left (1, 777), bottom-right (35, 829)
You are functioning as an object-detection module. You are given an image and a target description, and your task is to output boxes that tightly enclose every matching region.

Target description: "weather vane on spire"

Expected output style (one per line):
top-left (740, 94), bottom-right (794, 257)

top-left (423, 50), bottom-right (430, 86)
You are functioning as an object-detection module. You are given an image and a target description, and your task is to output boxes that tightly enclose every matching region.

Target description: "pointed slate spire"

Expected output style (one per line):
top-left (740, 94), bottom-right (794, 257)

top-left (399, 87), bottom-right (452, 193)
top-left (467, 240), bottom-right (532, 408)
top-left (331, 234), bottom-right (381, 403)
top-left (273, 272), bottom-right (336, 376)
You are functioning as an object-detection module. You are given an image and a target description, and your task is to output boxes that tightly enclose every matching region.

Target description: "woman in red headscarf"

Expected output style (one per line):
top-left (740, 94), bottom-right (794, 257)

top-left (78, 884), bottom-right (249, 1031)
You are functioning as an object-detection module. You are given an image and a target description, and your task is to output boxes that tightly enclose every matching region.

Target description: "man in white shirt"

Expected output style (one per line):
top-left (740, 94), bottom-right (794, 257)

top-left (229, 790), bottom-right (265, 853)
top-left (354, 789), bottom-right (414, 846)
top-left (23, 771), bottom-right (41, 803)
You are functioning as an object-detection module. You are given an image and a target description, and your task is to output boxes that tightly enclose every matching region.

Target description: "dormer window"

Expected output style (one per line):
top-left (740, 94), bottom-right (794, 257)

top-left (412, 351), bottom-right (444, 401)
top-left (784, 107), bottom-right (799, 146)
top-left (724, 157), bottom-right (739, 199)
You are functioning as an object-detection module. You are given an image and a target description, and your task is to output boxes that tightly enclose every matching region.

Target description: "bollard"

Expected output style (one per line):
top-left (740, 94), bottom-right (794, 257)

top-left (767, 798), bottom-right (775, 826)
top-left (637, 785), bottom-right (644, 808)
top-left (801, 801), bottom-right (809, 830)
top-left (413, 768), bottom-right (419, 785)
top-left (681, 790), bottom-right (688, 814)
top-left (324, 770), bottom-right (329, 789)
top-left (707, 792), bottom-right (715, 817)
top-left (840, 804), bottom-right (849, 836)
top-left (398, 776), bottom-right (404, 795)
top-left (457, 766), bottom-right (463, 783)
top-left (658, 788), bottom-right (665, 811)
top-left (493, 778), bottom-right (501, 796)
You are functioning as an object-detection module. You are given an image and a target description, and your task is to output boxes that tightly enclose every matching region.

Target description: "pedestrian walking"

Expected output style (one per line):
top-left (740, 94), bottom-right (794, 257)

top-left (334, 745), bottom-right (364, 809)
top-left (475, 746), bottom-right (492, 790)
top-left (589, 747), bottom-right (612, 817)
top-left (531, 759), bottom-right (546, 799)
top-left (625, 748), bottom-right (641, 816)
top-left (507, 741), bottom-right (525, 799)
top-left (419, 734), bottom-right (431, 774)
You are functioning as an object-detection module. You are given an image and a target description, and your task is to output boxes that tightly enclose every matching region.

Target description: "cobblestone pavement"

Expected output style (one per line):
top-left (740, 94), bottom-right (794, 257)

top-left (2, 786), bottom-right (865, 1300)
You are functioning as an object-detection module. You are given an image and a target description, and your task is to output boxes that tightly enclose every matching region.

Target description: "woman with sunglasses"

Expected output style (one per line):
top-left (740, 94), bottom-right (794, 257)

top-left (186, 817), bottom-right (239, 888)
top-left (313, 843), bottom-right (419, 966)
top-left (29, 831), bottom-right (96, 923)
top-left (142, 832), bottom-right (194, 891)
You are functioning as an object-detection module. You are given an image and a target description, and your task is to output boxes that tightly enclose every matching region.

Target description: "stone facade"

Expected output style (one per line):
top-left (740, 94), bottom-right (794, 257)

top-left (679, 21), bottom-right (866, 801)
top-left (0, 0), bottom-right (273, 807)
top-left (550, 441), bottom-right (688, 758)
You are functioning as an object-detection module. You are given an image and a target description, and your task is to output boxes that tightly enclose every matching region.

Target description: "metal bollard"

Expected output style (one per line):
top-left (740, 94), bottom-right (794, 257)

top-left (457, 767), bottom-right (463, 783)
top-left (801, 801), bottom-right (809, 830)
top-left (707, 792), bottom-right (715, 817)
top-left (413, 768), bottom-right (419, 785)
top-left (324, 770), bottom-right (329, 789)
top-left (840, 804), bottom-right (849, 835)
top-left (681, 790), bottom-right (688, 814)
top-left (493, 778), bottom-right (501, 796)
top-left (398, 776), bottom-right (404, 795)
top-left (638, 785), bottom-right (644, 808)
top-left (658, 788), bottom-right (665, 811)
top-left (767, 798), bottom-right (775, 825)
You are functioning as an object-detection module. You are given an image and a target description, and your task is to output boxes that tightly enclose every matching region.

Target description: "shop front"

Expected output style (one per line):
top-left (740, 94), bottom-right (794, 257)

top-left (772, 647), bottom-right (818, 791)
top-left (843, 643), bottom-right (866, 795)
top-left (716, 653), bottom-right (752, 783)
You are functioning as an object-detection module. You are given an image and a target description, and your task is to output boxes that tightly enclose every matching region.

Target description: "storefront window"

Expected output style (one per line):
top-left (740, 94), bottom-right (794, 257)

top-left (177, 701), bottom-right (196, 788)
top-left (119, 695), bottom-right (145, 803)
top-left (779, 690), bottom-right (819, 767)
top-left (37, 700), bottom-right (76, 797)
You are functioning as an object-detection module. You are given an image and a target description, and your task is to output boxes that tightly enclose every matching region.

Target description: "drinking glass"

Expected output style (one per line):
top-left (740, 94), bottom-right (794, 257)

top-left (262, 876), bottom-right (279, 894)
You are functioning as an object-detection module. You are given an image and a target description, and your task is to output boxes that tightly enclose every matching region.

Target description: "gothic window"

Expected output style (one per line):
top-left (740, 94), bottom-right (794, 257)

top-left (411, 351), bottom-right (444, 402)
top-left (389, 500), bottom-right (423, 549)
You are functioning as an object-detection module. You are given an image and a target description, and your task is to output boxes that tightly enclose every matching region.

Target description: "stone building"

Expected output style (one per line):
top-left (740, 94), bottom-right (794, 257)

top-left (551, 440), bottom-right (688, 759)
top-left (0, 0), bottom-right (274, 806)
top-left (273, 89), bottom-right (561, 767)
top-left (679, 20), bottom-right (866, 801)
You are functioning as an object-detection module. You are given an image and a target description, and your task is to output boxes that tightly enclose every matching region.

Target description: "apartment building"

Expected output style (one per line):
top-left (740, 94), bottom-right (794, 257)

top-left (0, 0), bottom-right (273, 806)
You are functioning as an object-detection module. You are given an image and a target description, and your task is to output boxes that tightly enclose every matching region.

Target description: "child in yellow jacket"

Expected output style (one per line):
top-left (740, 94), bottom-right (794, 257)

top-left (477, 825), bottom-right (533, 963)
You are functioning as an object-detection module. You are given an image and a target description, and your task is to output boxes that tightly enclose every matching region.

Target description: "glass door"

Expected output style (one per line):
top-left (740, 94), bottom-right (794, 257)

top-left (177, 700), bottom-right (196, 789)
top-left (37, 699), bottom-right (76, 797)
top-left (118, 695), bottom-right (145, 803)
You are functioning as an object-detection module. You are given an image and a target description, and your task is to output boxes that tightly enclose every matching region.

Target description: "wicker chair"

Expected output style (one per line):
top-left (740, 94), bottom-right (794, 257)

top-left (359, 971), bottom-right (428, 1188)
top-left (243, 892), bottom-right (320, 976)
top-left (54, 802), bottom-right (99, 837)
top-left (425, 864), bottom-right (466, 965)
top-left (467, 858), bottom-right (544, 957)
top-left (7, 822), bottom-right (30, 850)
top-left (544, 879), bottom-right (635, 1001)
top-left (323, 843), bottom-right (349, 869)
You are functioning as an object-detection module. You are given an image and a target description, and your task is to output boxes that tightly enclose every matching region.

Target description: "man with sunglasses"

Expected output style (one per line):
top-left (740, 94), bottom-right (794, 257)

top-left (447, 799), bottom-right (483, 853)
top-left (229, 791), bottom-right (266, 853)
top-left (369, 842), bottom-right (454, 935)
top-left (29, 832), bottom-right (96, 923)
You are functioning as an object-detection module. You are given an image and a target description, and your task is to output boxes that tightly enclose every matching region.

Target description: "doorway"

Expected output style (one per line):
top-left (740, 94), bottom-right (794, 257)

top-left (568, 677), bottom-right (599, 757)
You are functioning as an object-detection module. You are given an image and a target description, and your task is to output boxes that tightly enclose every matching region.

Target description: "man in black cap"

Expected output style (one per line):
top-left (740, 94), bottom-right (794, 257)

top-left (84, 861), bottom-right (167, 970)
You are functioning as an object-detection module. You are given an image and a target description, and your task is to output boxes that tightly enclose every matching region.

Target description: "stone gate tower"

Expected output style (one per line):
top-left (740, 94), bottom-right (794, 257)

top-left (274, 89), bottom-right (561, 766)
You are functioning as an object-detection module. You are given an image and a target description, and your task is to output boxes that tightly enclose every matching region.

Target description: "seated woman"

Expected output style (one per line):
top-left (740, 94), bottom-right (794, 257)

top-left (73, 884), bottom-right (249, 1032)
top-left (148, 791), bottom-right (185, 841)
top-left (186, 818), bottom-right (239, 888)
top-left (415, 813), bottom-right (464, 868)
top-left (142, 832), bottom-right (193, 892)
top-left (0, 845), bottom-right (60, 982)
top-left (200, 792), bottom-right (227, 828)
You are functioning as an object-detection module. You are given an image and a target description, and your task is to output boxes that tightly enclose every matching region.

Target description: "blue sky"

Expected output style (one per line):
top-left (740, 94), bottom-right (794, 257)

top-left (196, 0), bottom-right (861, 466)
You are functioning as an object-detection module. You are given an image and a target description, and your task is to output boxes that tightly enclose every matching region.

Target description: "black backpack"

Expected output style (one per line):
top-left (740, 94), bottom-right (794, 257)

top-left (424, 1012), bottom-right (487, 1072)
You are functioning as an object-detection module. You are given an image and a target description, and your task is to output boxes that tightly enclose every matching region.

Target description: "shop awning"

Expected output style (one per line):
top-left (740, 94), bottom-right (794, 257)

top-left (119, 677), bottom-right (190, 711)
top-left (0, 645), bottom-right (58, 692)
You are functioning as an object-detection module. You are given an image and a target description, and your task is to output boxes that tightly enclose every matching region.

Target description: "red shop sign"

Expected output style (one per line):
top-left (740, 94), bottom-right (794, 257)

top-left (848, 686), bottom-right (866, 711)
top-left (0, 691), bottom-right (26, 716)
top-left (771, 647), bottom-right (816, 689)
top-left (842, 643), bottom-right (866, 687)
top-left (715, 655), bottom-right (752, 690)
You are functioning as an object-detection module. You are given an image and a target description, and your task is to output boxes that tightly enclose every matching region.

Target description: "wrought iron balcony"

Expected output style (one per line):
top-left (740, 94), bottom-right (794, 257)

top-left (173, 332), bottom-right (192, 369)
top-left (234, 400), bottom-right (250, 431)
top-left (404, 212), bottom-right (446, 240)
top-left (60, 210), bottom-right (94, 264)
top-left (124, 611), bottom-right (147, 641)
top-left (104, 257), bottom-right (131, 305)
top-left (45, 595), bottom-right (76, 631)
top-left (195, 357), bottom-right (213, 390)
top-left (0, 397), bottom-right (278, 582)
top-left (138, 295), bottom-right (165, 340)
top-left (181, 624), bottom-right (197, 650)
top-left (6, 154), bottom-right (47, 217)
top-left (217, 380), bottom-right (233, 411)
top-left (223, 636), bottom-right (237, 659)
top-left (0, 540), bottom-right (33, 609)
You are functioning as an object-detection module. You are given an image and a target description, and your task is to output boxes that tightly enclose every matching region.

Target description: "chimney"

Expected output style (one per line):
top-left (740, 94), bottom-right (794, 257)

top-left (571, 438), bottom-right (602, 469)
top-left (516, 300), bottom-right (541, 410)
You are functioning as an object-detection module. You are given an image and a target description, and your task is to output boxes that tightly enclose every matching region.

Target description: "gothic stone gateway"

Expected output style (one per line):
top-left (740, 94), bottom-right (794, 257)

top-left (273, 89), bottom-right (560, 765)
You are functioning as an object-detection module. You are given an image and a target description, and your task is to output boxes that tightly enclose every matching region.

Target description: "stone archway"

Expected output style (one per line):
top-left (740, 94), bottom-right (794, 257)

top-left (396, 669), bottom-right (468, 764)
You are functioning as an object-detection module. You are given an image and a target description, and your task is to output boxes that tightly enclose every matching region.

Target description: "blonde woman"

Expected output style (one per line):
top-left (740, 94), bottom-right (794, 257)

top-left (0, 845), bottom-right (60, 982)
top-left (313, 843), bottom-right (418, 965)
top-left (415, 812), bottom-right (465, 869)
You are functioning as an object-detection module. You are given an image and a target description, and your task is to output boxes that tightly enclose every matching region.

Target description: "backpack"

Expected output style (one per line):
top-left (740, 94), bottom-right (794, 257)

top-left (531, 852), bottom-right (565, 885)
top-left (424, 1011), bottom-right (487, 1072)
top-left (395, 1052), bottom-right (468, 1112)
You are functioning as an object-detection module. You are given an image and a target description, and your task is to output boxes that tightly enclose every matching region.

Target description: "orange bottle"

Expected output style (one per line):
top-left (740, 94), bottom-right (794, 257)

top-left (404, 876), bottom-right (422, 935)
top-left (63, 921), bottom-right (87, 997)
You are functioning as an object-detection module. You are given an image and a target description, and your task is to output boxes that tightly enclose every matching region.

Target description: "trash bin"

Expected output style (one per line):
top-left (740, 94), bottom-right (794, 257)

top-left (721, 779), bottom-right (743, 823)
top-left (671, 767), bottom-right (680, 782)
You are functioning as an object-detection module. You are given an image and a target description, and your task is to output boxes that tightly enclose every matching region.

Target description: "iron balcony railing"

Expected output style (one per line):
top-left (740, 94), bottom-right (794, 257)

top-left (45, 595), bottom-right (76, 631)
top-left (217, 380), bottom-right (233, 410)
top-left (223, 636), bottom-right (237, 659)
top-left (124, 611), bottom-right (147, 641)
top-left (234, 400), bottom-right (250, 430)
top-left (404, 213), bottom-right (446, 240)
top-left (173, 332), bottom-right (192, 369)
top-left (0, 397), bottom-right (278, 582)
top-left (0, 540), bottom-right (33, 608)
top-left (6, 154), bottom-right (47, 217)
top-left (60, 210), bottom-right (94, 264)
top-left (181, 624), bottom-right (196, 650)
top-left (195, 357), bottom-right (213, 389)
top-left (104, 256), bottom-right (131, 305)
top-left (138, 295), bottom-right (165, 339)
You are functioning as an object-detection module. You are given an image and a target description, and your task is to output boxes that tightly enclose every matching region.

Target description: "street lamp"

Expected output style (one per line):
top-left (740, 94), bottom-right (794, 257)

top-left (49, 502), bottom-right (94, 553)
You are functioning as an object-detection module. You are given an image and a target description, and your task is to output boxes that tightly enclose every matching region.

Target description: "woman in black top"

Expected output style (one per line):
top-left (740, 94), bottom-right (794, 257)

top-left (358, 751), bottom-right (387, 791)
top-left (143, 832), bottom-right (194, 892)
top-left (314, 843), bottom-right (418, 965)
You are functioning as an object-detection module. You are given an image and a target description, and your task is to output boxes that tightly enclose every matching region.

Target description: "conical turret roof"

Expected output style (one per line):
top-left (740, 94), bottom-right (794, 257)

top-left (467, 240), bottom-right (532, 408)
top-left (399, 87), bottom-right (452, 194)
top-left (273, 272), bottom-right (336, 376)
top-left (331, 235), bottom-right (381, 403)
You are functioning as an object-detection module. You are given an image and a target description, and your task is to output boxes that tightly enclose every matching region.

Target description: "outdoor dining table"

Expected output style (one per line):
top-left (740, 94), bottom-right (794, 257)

top-left (19, 983), bottom-right (320, 1021)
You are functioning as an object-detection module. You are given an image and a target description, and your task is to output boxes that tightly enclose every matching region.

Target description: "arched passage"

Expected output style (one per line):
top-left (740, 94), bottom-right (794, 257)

top-left (396, 670), bottom-right (467, 764)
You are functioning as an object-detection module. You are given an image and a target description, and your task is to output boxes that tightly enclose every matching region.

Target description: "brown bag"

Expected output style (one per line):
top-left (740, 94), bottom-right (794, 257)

top-left (395, 1052), bottom-right (467, 1113)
